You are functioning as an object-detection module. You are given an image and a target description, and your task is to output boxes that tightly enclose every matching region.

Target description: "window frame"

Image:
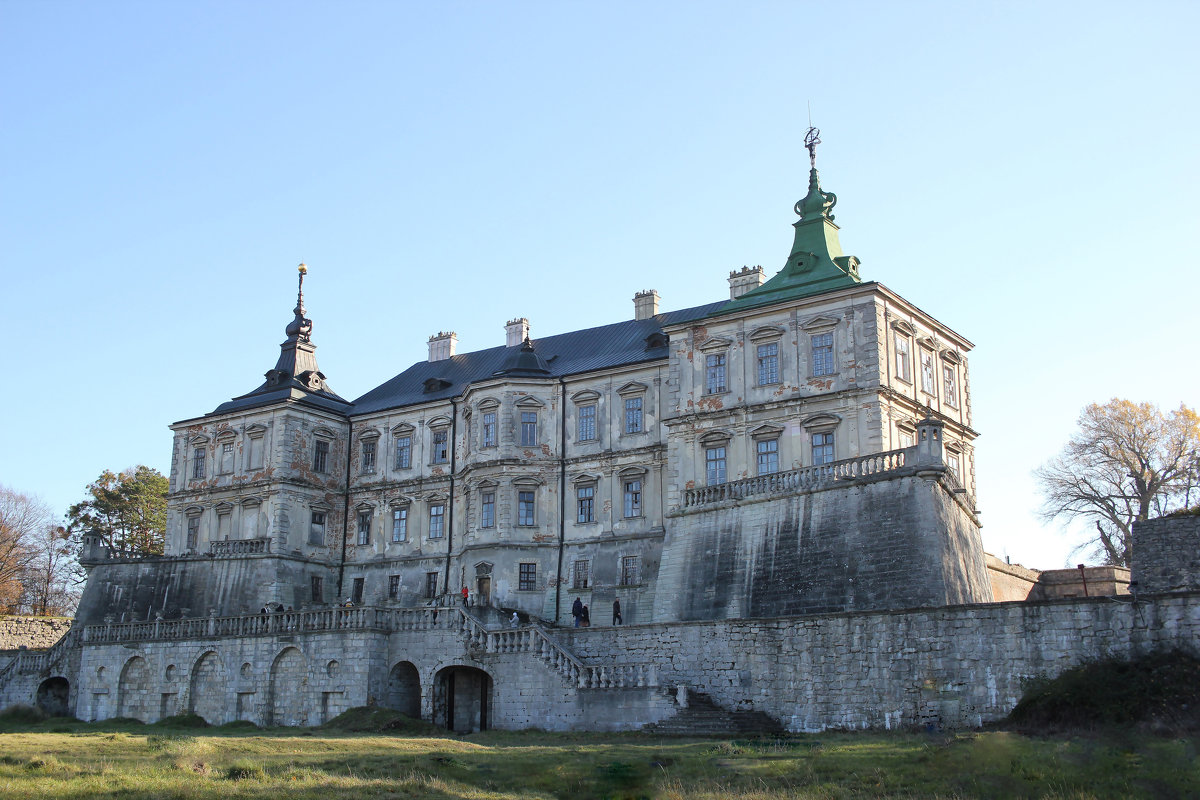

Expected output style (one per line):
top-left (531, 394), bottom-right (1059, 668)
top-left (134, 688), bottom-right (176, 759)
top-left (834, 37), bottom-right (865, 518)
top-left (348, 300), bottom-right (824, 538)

top-left (185, 515), bottom-right (200, 550)
top-left (360, 439), bottom-right (377, 474)
top-left (622, 479), bottom-right (642, 518)
top-left (942, 363), bottom-right (959, 408)
top-left (391, 506), bottom-right (408, 543)
top-left (810, 332), bottom-right (835, 377)
top-left (311, 575), bottom-right (323, 603)
top-left (572, 559), bottom-right (590, 590)
top-left (312, 439), bottom-right (329, 474)
top-left (756, 341), bottom-right (780, 386)
top-left (424, 572), bottom-right (438, 599)
top-left (623, 396), bottom-right (644, 434)
top-left (704, 353), bottom-right (727, 394)
top-left (705, 445), bottom-right (727, 486)
top-left (480, 490), bottom-right (496, 529)
top-left (309, 510), bottom-right (327, 546)
top-left (394, 434), bottom-right (412, 470)
top-left (356, 510), bottom-right (372, 546)
top-left (576, 484), bottom-right (595, 524)
top-left (218, 441), bottom-right (235, 475)
top-left (756, 438), bottom-right (779, 476)
top-left (517, 489), bottom-right (536, 527)
top-left (481, 410), bottom-right (497, 448)
top-left (520, 411), bottom-right (538, 447)
top-left (920, 349), bottom-right (936, 395)
top-left (428, 503), bottom-right (445, 539)
top-left (191, 447), bottom-right (206, 480)
top-left (812, 431), bottom-right (835, 465)
top-left (387, 574), bottom-right (400, 600)
top-left (430, 428), bottom-right (449, 464)
top-left (894, 333), bottom-right (912, 383)
top-left (518, 562), bottom-right (537, 591)
top-left (577, 404), bottom-right (597, 442)
top-left (620, 555), bottom-right (640, 587)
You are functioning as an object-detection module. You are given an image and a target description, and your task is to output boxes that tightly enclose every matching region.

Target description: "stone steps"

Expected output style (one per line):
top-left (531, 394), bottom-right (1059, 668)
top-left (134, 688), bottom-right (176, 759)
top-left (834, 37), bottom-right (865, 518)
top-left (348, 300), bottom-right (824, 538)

top-left (644, 691), bottom-right (785, 736)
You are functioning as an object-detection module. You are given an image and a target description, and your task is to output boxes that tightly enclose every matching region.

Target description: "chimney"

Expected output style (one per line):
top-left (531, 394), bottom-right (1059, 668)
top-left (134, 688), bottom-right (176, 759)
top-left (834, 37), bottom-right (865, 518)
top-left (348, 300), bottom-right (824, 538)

top-left (505, 317), bottom-right (529, 347)
top-left (728, 265), bottom-right (765, 299)
top-left (428, 331), bottom-right (457, 362)
top-left (633, 290), bottom-right (659, 321)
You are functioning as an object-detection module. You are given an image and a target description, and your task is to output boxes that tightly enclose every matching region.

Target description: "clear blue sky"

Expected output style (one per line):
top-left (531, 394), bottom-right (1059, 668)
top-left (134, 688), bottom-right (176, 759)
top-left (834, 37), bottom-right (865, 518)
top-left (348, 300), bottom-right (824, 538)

top-left (2, 1), bottom-right (1196, 569)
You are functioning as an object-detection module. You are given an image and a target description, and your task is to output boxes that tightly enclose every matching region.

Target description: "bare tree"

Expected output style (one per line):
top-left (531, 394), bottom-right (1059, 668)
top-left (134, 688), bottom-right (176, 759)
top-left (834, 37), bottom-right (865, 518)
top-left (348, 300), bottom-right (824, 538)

top-left (21, 524), bottom-right (82, 616)
top-left (0, 486), bottom-right (55, 612)
top-left (1035, 400), bottom-right (1200, 567)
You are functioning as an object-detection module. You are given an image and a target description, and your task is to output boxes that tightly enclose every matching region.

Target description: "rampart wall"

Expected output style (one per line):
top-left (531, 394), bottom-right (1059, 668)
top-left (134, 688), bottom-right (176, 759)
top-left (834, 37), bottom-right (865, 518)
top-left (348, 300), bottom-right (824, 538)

top-left (1133, 514), bottom-right (1200, 594)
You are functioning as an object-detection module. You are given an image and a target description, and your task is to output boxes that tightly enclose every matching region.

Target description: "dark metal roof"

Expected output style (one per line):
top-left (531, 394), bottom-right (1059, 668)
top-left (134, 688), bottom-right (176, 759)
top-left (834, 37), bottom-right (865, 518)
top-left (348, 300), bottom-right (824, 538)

top-left (350, 301), bottom-right (725, 416)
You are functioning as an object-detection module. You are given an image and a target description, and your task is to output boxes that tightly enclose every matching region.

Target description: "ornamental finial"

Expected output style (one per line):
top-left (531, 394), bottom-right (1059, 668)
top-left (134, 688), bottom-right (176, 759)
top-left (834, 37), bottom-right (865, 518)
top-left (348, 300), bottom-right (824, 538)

top-left (804, 127), bottom-right (821, 170)
top-left (286, 262), bottom-right (313, 342)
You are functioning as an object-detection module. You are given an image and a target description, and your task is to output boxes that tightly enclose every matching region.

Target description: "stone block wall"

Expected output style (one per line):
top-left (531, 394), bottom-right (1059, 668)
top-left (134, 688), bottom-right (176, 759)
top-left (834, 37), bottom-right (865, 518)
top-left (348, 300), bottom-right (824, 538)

top-left (0, 616), bottom-right (71, 652)
top-left (563, 593), bottom-right (1200, 732)
top-left (1132, 515), bottom-right (1200, 594)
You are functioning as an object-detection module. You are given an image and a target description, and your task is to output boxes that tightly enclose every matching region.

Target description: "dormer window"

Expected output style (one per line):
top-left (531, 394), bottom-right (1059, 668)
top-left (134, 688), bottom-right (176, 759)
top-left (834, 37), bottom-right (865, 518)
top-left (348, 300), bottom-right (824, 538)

top-left (644, 331), bottom-right (668, 350)
top-left (424, 377), bottom-right (452, 393)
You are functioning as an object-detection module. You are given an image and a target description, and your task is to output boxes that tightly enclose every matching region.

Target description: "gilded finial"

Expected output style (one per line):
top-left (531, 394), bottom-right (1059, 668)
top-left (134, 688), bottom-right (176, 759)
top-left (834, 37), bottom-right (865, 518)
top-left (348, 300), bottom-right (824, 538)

top-left (298, 262), bottom-right (307, 275)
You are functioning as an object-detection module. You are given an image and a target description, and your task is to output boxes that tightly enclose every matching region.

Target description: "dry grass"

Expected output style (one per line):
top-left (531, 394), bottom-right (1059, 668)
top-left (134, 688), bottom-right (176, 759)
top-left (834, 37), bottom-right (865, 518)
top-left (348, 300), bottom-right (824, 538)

top-left (0, 716), bottom-right (1196, 799)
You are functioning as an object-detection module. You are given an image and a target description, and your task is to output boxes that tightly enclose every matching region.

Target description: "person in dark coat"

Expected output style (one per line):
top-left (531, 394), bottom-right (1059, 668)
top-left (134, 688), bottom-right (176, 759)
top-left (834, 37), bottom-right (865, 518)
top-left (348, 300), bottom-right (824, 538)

top-left (581, 605), bottom-right (591, 627)
top-left (571, 597), bottom-right (584, 627)
top-left (612, 598), bottom-right (622, 625)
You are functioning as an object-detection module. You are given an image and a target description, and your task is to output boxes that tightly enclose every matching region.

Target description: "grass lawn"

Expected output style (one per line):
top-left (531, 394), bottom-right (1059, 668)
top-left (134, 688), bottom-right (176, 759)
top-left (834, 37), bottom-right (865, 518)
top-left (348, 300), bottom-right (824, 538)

top-left (0, 715), bottom-right (1196, 799)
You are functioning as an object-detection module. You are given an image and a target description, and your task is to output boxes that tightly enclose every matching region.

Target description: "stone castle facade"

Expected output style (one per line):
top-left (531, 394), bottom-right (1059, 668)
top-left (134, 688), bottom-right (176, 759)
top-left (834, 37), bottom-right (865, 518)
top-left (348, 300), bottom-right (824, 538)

top-left (7, 149), bottom-right (1191, 733)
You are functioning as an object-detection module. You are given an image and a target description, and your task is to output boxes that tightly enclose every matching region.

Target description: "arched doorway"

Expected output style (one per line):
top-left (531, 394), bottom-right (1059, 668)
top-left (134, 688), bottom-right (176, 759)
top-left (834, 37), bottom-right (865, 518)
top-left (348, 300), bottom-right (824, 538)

top-left (35, 677), bottom-right (69, 717)
top-left (188, 651), bottom-right (226, 725)
top-left (117, 656), bottom-right (149, 720)
top-left (385, 661), bottom-right (421, 718)
top-left (433, 666), bottom-right (492, 732)
top-left (268, 647), bottom-right (309, 727)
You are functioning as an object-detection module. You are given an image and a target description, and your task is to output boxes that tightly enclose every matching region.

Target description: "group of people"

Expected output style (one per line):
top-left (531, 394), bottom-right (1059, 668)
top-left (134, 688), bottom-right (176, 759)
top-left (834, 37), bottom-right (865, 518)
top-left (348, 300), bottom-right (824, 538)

top-left (572, 597), bottom-right (622, 627)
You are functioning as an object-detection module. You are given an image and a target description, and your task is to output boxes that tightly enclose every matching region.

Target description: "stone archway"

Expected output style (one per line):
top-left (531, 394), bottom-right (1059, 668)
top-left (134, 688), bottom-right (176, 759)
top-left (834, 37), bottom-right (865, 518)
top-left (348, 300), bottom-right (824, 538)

top-left (35, 677), bottom-right (70, 717)
top-left (116, 656), bottom-right (149, 721)
top-left (188, 651), bottom-right (226, 725)
top-left (268, 647), bottom-right (309, 727)
top-left (385, 661), bottom-right (421, 718)
top-left (433, 665), bottom-right (492, 732)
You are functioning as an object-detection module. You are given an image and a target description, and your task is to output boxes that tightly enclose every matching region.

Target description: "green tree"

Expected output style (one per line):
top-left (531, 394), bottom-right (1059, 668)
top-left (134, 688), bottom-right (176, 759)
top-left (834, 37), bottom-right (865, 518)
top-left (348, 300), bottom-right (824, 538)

top-left (67, 466), bottom-right (169, 557)
top-left (1035, 400), bottom-right (1200, 567)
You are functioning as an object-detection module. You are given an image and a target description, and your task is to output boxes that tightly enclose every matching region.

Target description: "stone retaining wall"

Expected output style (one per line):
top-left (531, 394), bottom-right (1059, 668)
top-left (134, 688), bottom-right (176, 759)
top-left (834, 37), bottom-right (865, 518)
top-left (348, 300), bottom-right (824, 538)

top-left (1133, 515), bottom-right (1200, 594)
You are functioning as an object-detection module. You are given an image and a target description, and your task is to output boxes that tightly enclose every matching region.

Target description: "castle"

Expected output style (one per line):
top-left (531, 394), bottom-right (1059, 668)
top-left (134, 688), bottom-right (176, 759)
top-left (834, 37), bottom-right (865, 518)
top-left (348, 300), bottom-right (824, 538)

top-left (3, 142), bottom-right (1195, 733)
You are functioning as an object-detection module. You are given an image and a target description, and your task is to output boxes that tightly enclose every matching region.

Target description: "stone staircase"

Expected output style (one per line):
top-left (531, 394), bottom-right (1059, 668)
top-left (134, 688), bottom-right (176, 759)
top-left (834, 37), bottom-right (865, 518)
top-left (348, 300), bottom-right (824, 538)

top-left (643, 689), bottom-right (784, 736)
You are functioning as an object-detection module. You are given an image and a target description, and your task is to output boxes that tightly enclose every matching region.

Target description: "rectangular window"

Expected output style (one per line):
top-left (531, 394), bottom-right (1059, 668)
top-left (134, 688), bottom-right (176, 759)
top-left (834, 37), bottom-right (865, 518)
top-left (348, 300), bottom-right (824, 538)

top-left (577, 405), bottom-right (596, 441)
top-left (192, 447), bottom-right (205, 480)
top-left (573, 559), bottom-right (590, 589)
top-left (621, 556), bottom-right (640, 586)
top-left (361, 440), bottom-right (377, 473)
top-left (217, 512), bottom-right (231, 541)
top-left (947, 450), bottom-right (962, 480)
top-left (357, 511), bottom-right (371, 546)
top-left (756, 439), bottom-right (779, 475)
top-left (186, 516), bottom-right (199, 549)
top-left (623, 479), bottom-right (642, 518)
top-left (477, 491), bottom-right (492, 527)
top-left (920, 350), bottom-right (935, 395)
top-left (898, 429), bottom-right (915, 449)
top-left (624, 397), bottom-right (643, 434)
top-left (311, 575), bottom-right (323, 603)
top-left (431, 430), bottom-right (449, 464)
top-left (520, 411), bottom-right (538, 446)
top-left (391, 507), bottom-right (407, 542)
top-left (811, 333), bottom-right (834, 377)
top-left (576, 485), bottom-right (594, 523)
top-left (705, 354), bottom-right (727, 394)
top-left (943, 364), bottom-right (959, 408)
top-left (518, 562), bottom-right (536, 591)
top-left (428, 504), bottom-right (445, 538)
top-left (480, 491), bottom-right (495, 528)
top-left (388, 575), bottom-right (400, 600)
top-left (394, 436), bottom-right (412, 469)
top-left (812, 432), bottom-right (835, 465)
top-left (424, 572), bottom-right (438, 599)
top-left (706, 446), bottom-right (727, 485)
top-left (517, 490), bottom-right (535, 526)
top-left (895, 334), bottom-right (912, 383)
top-left (309, 511), bottom-right (326, 545)
top-left (351, 577), bottom-right (364, 604)
top-left (219, 442), bottom-right (234, 474)
top-left (312, 439), bottom-right (329, 473)
top-left (482, 411), bottom-right (497, 448)
top-left (247, 435), bottom-right (263, 470)
top-left (757, 342), bottom-right (779, 385)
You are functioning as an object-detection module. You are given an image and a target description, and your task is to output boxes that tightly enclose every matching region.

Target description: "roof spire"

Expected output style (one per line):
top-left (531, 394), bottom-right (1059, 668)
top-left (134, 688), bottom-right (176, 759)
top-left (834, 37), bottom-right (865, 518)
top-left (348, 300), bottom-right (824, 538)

top-left (716, 129), bottom-right (862, 313)
top-left (285, 262), bottom-right (313, 343)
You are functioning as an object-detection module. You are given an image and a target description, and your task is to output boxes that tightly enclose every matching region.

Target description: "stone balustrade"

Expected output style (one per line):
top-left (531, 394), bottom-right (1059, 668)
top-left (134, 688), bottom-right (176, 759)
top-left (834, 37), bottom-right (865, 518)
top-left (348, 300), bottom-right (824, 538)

top-left (208, 537), bottom-right (271, 556)
top-left (683, 449), bottom-right (909, 508)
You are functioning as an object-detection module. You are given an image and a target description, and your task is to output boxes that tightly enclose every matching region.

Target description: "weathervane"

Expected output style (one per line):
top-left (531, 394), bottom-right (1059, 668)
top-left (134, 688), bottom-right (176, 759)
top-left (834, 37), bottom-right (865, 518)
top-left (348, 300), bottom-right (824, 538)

top-left (804, 126), bottom-right (821, 169)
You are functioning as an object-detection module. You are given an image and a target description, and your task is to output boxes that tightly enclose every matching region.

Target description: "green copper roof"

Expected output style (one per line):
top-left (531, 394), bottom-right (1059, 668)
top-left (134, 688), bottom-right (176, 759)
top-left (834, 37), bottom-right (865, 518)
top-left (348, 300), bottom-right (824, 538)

top-left (717, 165), bottom-right (862, 315)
